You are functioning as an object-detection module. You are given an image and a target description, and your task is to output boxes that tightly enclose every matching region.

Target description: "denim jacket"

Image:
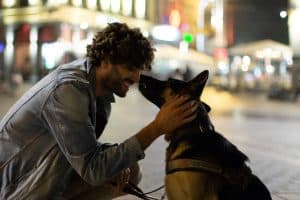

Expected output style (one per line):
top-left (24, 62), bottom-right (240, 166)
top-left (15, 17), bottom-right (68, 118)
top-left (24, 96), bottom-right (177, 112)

top-left (0, 58), bottom-right (145, 199)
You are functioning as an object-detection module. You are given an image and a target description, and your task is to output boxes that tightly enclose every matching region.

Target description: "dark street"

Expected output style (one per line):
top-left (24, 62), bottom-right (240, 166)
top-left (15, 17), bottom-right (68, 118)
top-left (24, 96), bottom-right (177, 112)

top-left (1, 84), bottom-right (300, 200)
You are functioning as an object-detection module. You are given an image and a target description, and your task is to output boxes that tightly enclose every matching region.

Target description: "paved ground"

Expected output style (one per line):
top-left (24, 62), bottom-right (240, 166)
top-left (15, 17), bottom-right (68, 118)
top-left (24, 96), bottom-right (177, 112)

top-left (1, 83), bottom-right (300, 200)
top-left (104, 86), bottom-right (300, 200)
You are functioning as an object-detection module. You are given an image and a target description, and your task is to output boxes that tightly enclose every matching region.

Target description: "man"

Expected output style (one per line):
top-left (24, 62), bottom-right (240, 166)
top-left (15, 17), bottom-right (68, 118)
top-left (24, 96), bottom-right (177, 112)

top-left (0, 23), bottom-right (198, 199)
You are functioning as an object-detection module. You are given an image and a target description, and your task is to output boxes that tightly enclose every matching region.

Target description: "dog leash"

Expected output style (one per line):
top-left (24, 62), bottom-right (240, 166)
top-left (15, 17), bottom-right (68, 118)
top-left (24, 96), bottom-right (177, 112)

top-left (124, 181), bottom-right (165, 200)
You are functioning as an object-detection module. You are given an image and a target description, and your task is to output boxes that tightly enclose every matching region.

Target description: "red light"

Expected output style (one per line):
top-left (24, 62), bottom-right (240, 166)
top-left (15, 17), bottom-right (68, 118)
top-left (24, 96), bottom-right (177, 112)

top-left (214, 48), bottom-right (228, 59)
top-left (21, 24), bottom-right (30, 33)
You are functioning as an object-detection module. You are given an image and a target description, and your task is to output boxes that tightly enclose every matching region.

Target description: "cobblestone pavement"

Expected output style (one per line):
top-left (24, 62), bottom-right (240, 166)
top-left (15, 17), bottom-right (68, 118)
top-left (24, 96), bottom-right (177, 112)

top-left (1, 84), bottom-right (300, 200)
top-left (104, 86), bottom-right (300, 200)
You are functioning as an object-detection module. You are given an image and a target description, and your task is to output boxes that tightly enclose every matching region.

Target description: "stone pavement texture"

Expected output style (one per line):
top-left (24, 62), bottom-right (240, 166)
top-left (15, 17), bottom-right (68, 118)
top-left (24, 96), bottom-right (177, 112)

top-left (105, 87), bottom-right (300, 200)
top-left (1, 84), bottom-right (300, 200)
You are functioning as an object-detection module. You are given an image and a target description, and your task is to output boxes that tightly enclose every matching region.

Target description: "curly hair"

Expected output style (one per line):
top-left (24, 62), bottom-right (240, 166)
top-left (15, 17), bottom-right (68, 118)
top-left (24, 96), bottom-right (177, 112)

top-left (86, 23), bottom-right (155, 70)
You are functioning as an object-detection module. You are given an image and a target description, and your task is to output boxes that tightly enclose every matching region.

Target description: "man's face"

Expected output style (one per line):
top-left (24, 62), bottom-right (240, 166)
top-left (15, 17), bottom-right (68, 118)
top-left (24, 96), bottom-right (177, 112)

top-left (96, 62), bottom-right (141, 97)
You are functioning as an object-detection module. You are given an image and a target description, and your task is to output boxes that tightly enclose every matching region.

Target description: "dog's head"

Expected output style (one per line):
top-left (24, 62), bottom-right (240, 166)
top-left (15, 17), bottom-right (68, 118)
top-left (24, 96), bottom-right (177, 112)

top-left (139, 70), bottom-right (213, 134)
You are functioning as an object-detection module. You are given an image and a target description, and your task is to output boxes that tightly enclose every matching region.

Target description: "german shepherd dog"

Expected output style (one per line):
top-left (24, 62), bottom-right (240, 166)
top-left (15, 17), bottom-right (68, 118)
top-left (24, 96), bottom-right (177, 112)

top-left (138, 70), bottom-right (272, 200)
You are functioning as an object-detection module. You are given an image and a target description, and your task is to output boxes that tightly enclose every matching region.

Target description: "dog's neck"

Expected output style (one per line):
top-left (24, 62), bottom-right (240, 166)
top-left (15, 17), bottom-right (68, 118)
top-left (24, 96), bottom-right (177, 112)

top-left (165, 121), bottom-right (197, 142)
top-left (166, 111), bottom-right (214, 142)
top-left (165, 111), bottom-right (215, 161)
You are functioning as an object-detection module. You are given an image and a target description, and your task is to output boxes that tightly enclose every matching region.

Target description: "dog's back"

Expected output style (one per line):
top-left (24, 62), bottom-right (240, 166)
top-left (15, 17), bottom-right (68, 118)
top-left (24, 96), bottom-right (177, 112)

top-left (167, 131), bottom-right (272, 200)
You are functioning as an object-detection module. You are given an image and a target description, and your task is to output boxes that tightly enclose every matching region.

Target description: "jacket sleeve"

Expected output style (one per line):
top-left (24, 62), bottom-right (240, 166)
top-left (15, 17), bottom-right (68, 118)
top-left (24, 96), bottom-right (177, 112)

top-left (42, 81), bottom-right (145, 185)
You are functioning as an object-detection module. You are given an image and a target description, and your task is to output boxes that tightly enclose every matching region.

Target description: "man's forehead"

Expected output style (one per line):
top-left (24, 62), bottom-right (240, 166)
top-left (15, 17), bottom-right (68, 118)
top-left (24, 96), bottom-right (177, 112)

top-left (116, 63), bottom-right (143, 71)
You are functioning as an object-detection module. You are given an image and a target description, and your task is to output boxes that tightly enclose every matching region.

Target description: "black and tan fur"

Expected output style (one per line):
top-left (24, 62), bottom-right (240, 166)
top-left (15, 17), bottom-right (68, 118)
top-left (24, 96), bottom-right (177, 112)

top-left (139, 70), bottom-right (272, 200)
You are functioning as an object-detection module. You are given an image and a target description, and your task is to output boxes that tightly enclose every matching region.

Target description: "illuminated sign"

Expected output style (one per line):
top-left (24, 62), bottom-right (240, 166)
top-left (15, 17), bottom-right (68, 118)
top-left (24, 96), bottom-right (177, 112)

top-left (151, 25), bottom-right (180, 42)
top-left (182, 33), bottom-right (193, 43)
top-left (289, 1), bottom-right (300, 56)
top-left (0, 43), bottom-right (5, 53)
top-left (213, 48), bottom-right (228, 59)
top-left (169, 9), bottom-right (181, 27)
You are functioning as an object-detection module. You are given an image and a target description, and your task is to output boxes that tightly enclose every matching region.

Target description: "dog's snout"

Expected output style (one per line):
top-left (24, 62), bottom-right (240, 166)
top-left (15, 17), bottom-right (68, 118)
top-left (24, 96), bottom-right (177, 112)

top-left (140, 83), bottom-right (147, 89)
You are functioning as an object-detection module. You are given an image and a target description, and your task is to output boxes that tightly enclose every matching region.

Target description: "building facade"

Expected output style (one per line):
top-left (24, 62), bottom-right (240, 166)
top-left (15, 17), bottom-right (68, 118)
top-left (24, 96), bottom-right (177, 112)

top-left (0, 0), bottom-right (159, 84)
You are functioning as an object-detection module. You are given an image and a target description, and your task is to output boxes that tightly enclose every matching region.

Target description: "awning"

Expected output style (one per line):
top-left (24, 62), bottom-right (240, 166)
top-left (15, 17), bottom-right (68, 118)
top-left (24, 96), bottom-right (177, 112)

top-left (229, 39), bottom-right (293, 60)
top-left (1, 6), bottom-right (153, 31)
top-left (154, 44), bottom-right (214, 67)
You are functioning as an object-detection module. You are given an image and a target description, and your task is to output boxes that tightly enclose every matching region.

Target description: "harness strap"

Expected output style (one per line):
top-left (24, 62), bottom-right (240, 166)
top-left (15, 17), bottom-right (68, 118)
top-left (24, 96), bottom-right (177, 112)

top-left (124, 182), bottom-right (164, 200)
top-left (166, 158), bottom-right (223, 175)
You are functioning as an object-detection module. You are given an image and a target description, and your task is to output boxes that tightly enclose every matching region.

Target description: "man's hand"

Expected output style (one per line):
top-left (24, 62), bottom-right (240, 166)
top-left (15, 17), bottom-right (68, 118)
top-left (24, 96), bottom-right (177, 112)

top-left (154, 95), bottom-right (198, 135)
top-left (108, 168), bottom-right (131, 196)
top-left (135, 95), bottom-right (198, 150)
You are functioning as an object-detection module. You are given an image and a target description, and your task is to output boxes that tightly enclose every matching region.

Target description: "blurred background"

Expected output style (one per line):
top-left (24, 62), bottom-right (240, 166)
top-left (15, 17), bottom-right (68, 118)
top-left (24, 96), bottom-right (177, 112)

top-left (0, 1), bottom-right (300, 199)
top-left (0, 0), bottom-right (299, 97)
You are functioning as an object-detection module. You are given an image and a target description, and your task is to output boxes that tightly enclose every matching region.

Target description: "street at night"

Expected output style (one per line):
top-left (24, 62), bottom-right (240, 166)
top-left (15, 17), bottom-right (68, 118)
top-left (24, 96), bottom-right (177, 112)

top-left (1, 0), bottom-right (299, 199)
top-left (1, 81), bottom-right (300, 200)
top-left (1, 78), bottom-right (300, 200)
top-left (95, 85), bottom-right (300, 200)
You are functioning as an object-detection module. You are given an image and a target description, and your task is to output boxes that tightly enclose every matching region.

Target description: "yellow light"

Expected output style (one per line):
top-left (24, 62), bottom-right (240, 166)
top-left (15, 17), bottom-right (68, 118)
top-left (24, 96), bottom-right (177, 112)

top-left (100, 0), bottom-right (110, 11)
top-left (169, 9), bottom-right (181, 27)
top-left (134, 0), bottom-right (145, 19)
top-left (111, 0), bottom-right (121, 13)
top-left (72, 0), bottom-right (82, 7)
top-left (122, 0), bottom-right (132, 16)
top-left (28, 0), bottom-right (41, 6)
top-left (87, 0), bottom-right (97, 9)
top-left (3, 0), bottom-right (16, 7)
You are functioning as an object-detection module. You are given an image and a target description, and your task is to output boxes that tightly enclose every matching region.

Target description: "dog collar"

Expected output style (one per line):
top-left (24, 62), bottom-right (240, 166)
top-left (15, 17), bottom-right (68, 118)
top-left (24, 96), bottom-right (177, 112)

top-left (166, 158), bottom-right (223, 175)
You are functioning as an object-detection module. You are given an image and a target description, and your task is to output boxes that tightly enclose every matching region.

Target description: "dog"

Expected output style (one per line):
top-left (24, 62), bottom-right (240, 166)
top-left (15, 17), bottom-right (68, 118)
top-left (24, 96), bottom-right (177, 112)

top-left (138, 70), bottom-right (272, 200)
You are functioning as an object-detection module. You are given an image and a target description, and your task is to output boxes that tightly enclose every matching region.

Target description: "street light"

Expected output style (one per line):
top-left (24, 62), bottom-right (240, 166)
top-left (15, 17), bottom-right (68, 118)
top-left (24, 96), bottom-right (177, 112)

top-left (280, 10), bottom-right (288, 18)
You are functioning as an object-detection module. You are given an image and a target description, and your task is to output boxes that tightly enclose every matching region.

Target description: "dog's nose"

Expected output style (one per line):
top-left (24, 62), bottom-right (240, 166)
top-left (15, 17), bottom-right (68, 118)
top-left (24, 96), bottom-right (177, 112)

top-left (139, 83), bottom-right (147, 89)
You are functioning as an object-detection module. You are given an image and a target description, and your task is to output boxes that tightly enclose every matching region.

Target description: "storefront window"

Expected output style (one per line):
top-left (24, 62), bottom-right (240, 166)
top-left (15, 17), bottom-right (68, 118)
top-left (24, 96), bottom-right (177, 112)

top-left (86, 0), bottom-right (97, 9)
top-left (111, 0), bottom-right (121, 13)
top-left (3, 0), bottom-right (16, 7)
top-left (72, 0), bottom-right (83, 7)
top-left (47, 0), bottom-right (68, 6)
top-left (122, 0), bottom-right (132, 16)
top-left (28, 0), bottom-right (41, 6)
top-left (100, 0), bottom-right (110, 11)
top-left (134, 0), bottom-right (146, 19)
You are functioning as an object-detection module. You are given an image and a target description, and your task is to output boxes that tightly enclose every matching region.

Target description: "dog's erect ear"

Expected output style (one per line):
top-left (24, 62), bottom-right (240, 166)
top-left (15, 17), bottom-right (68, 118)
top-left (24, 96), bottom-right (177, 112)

top-left (201, 101), bottom-right (211, 112)
top-left (139, 74), bottom-right (166, 107)
top-left (187, 70), bottom-right (209, 98)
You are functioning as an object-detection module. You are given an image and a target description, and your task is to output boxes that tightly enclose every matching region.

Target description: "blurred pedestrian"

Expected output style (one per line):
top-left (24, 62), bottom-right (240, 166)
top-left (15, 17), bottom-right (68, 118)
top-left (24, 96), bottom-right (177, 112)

top-left (9, 67), bottom-right (23, 95)
top-left (183, 64), bottom-right (192, 81)
top-left (171, 68), bottom-right (184, 80)
top-left (0, 23), bottom-right (197, 199)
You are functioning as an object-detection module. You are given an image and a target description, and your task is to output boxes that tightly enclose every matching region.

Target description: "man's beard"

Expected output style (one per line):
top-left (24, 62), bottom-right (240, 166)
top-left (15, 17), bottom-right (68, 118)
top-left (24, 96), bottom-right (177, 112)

top-left (107, 79), bottom-right (128, 97)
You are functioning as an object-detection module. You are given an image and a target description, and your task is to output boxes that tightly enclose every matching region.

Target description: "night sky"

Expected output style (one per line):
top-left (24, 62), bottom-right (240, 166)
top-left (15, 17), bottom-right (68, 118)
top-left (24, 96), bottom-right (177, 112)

top-left (226, 0), bottom-right (289, 46)
top-left (228, 0), bottom-right (287, 8)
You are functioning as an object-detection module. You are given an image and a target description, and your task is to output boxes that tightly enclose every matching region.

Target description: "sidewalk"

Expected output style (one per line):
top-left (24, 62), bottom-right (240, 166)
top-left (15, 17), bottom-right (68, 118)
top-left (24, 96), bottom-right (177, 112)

top-left (1, 84), bottom-right (300, 200)
top-left (2, 83), bottom-right (300, 120)
top-left (110, 87), bottom-right (300, 200)
top-left (203, 87), bottom-right (300, 120)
